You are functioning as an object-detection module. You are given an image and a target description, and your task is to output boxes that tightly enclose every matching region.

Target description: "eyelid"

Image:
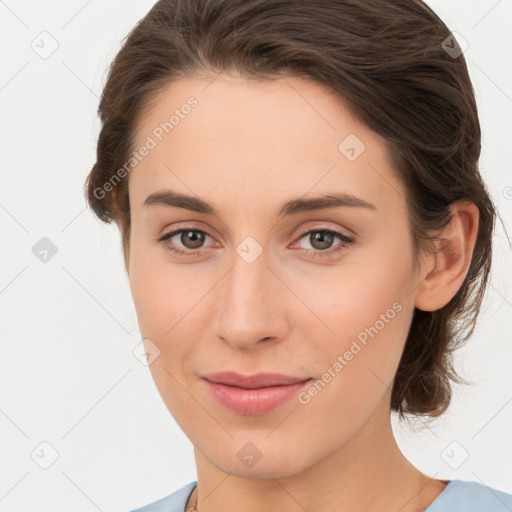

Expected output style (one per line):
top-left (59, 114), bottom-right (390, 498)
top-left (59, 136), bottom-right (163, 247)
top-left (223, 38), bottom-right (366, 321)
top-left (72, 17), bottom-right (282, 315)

top-left (293, 223), bottom-right (353, 239)
top-left (156, 226), bottom-right (218, 247)
top-left (157, 220), bottom-right (213, 237)
top-left (156, 222), bottom-right (355, 258)
top-left (158, 222), bottom-right (353, 243)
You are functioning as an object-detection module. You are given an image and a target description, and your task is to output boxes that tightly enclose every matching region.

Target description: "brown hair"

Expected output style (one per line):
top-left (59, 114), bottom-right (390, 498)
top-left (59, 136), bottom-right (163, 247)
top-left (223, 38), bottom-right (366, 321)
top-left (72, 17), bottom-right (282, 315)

top-left (84, 0), bottom-right (498, 420)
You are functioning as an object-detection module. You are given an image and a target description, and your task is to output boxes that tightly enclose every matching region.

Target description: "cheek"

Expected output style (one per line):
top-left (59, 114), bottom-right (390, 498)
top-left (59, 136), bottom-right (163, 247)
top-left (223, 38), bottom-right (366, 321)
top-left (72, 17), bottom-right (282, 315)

top-left (131, 260), bottom-right (203, 418)
top-left (299, 259), bottom-right (413, 393)
top-left (296, 294), bottom-right (410, 431)
top-left (128, 243), bottom-right (212, 370)
top-left (128, 230), bottom-right (184, 333)
top-left (128, 249), bottom-right (177, 343)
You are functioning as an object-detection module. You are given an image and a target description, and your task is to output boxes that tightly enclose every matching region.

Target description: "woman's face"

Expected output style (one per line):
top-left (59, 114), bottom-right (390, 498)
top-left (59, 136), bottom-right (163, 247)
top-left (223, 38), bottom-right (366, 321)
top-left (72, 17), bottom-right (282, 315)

top-left (126, 72), bottom-right (426, 478)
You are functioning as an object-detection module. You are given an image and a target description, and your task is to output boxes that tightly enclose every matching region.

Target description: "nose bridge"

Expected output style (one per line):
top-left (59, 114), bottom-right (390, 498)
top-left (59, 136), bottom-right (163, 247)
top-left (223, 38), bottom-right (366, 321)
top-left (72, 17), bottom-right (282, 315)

top-left (214, 237), bottom-right (286, 348)
top-left (225, 241), bottom-right (271, 320)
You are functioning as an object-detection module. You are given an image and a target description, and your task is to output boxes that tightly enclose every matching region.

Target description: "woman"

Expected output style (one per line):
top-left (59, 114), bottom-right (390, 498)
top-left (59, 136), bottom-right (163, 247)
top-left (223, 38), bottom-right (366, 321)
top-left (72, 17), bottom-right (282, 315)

top-left (84, 0), bottom-right (512, 510)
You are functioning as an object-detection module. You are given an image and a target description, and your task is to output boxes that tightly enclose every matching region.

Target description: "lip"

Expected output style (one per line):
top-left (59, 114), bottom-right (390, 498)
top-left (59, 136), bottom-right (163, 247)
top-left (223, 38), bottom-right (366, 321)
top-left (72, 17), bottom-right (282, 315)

top-left (201, 372), bottom-right (313, 415)
top-left (201, 371), bottom-right (311, 389)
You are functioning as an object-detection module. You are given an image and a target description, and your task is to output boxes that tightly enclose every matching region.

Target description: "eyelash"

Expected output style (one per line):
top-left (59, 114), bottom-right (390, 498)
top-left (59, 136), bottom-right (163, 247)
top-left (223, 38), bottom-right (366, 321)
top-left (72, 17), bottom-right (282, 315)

top-left (156, 226), bottom-right (354, 259)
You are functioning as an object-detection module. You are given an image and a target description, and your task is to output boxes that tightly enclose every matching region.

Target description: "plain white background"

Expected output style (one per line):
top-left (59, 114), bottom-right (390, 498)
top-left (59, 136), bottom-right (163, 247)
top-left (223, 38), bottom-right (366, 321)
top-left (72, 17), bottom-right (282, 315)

top-left (0, 1), bottom-right (511, 511)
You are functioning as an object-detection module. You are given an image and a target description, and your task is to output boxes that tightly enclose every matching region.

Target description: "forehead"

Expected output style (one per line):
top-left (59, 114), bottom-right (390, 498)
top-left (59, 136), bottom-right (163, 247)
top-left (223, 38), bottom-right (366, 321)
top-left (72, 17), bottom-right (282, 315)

top-left (129, 72), bottom-right (406, 216)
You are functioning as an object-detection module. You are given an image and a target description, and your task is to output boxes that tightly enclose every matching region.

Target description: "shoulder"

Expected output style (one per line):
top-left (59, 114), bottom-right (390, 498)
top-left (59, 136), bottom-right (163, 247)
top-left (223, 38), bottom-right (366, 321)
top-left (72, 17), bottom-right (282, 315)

top-left (128, 481), bottom-right (197, 512)
top-left (128, 479), bottom-right (512, 512)
top-left (426, 479), bottom-right (512, 511)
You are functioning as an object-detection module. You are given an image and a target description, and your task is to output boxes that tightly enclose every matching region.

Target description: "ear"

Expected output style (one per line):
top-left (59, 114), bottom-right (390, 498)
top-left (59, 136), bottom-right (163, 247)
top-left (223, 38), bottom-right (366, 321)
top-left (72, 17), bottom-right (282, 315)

top-left (414, 200), bottom-right (480, 312)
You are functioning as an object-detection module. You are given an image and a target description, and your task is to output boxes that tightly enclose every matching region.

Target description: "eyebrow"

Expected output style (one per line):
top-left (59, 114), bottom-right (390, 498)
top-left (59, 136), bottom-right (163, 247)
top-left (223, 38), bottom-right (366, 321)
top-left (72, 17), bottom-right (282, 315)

top-left (143, 189), bottom-right (377, 217)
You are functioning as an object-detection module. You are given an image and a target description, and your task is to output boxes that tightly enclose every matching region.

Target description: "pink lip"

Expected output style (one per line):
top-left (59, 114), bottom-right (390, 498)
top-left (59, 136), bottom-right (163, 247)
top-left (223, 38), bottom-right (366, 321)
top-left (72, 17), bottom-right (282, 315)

top-left (201, 372), bottom-right (313, 415)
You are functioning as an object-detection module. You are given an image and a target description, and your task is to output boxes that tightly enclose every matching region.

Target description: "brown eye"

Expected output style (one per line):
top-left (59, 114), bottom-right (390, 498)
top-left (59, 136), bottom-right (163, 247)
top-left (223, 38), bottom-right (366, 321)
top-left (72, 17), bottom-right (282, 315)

top-left (297, 229), bottom-right (352, 251)
top-left (157, 229), bottom-right (213, 257)
top-left (178, 230), bottom-right (206, 249)
top-left (307, 231), bottom-right (335, 250)
top-left (293, 228), bottom-right (354, 259)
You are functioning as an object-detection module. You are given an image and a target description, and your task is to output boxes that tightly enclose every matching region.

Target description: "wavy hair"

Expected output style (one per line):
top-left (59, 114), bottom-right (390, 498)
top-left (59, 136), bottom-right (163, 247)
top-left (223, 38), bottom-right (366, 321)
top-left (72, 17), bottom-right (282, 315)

top-left (84, 0), bottom-right (498, 420)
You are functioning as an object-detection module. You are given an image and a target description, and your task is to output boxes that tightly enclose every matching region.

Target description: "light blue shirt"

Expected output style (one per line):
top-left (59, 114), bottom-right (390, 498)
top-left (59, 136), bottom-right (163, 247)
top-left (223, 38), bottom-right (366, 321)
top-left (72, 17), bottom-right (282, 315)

top-left (129, 479), bottom-right (512, 511)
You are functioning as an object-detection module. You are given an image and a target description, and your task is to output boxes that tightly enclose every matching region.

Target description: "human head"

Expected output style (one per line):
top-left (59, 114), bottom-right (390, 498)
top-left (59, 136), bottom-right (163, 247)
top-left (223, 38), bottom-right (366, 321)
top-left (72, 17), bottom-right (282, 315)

top-left (84, 0), bottom-right (495, 427)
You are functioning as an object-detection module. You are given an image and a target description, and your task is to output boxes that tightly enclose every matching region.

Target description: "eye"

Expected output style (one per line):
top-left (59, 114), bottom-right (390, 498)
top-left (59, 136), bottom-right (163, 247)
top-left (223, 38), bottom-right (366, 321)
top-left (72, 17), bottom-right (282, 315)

top-left (293, 228), bottom-right (354, 258)
top-left (156, 226), bottom-right (354, 259)
top-left (157, 228), bottom-right (215, 257)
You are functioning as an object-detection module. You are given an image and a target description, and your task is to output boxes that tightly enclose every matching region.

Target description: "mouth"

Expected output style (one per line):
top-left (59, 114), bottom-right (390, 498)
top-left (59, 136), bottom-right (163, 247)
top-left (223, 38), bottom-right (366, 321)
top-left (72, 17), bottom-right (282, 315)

top-left (201, 371), bottom-right (312, 389)
top-left (201, 371), bottom-right (313, 415)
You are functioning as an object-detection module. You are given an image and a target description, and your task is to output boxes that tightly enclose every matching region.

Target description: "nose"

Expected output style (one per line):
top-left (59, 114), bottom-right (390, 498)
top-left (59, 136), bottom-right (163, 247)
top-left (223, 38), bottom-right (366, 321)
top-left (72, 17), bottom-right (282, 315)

top-left (212, 242), bottom-right (290, 351)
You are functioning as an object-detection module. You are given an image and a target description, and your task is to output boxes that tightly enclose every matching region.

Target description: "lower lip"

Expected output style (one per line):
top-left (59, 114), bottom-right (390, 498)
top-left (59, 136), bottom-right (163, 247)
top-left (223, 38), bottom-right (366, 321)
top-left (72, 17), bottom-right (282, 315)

top-left (203, 378), bottom-right (313, 415)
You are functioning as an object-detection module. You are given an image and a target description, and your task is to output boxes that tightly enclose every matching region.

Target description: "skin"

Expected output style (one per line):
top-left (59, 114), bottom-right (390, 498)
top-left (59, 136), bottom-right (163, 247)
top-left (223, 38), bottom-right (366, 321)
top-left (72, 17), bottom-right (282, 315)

top-left (124, 71), bottom-right (479, 512)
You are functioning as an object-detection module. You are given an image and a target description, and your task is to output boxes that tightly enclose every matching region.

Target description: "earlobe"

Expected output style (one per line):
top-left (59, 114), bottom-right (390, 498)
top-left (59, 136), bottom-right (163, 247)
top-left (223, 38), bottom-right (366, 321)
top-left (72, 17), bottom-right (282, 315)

top-left (414, 200), bottom-right (479, 312)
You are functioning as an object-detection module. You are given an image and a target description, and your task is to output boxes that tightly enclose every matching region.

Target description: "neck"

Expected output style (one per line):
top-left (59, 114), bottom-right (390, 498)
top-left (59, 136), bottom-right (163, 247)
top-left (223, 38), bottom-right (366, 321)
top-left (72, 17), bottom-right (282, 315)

top-left (187, 398), bottom-right (446, 512)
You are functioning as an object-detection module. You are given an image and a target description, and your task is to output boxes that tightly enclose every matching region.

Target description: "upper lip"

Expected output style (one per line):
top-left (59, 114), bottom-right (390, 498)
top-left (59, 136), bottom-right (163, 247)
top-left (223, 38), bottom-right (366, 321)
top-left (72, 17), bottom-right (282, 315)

top-left (201, 371), bottom-right (312, 389)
